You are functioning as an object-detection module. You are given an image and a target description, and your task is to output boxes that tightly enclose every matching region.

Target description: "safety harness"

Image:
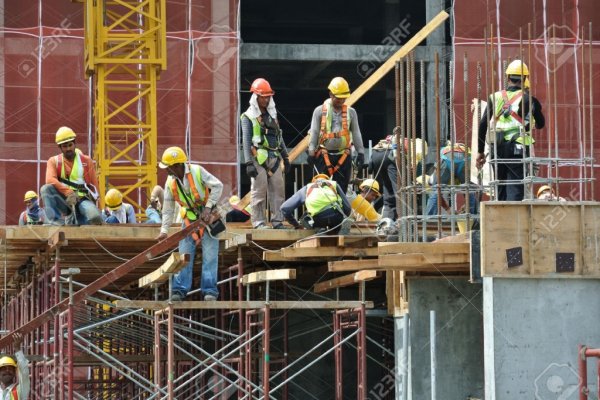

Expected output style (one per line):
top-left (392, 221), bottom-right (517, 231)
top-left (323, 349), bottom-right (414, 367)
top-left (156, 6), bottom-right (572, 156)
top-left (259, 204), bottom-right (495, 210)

top-left (243, 113), bottom-right (283, 177)
top-left (55, 152), bottom-right (98, 201)
top-left (317, 101), bottom-right (351, 176)
top-left (305, 180), bottom-right (341, 217)
top-left (169, 168), bottom-right (209, 245)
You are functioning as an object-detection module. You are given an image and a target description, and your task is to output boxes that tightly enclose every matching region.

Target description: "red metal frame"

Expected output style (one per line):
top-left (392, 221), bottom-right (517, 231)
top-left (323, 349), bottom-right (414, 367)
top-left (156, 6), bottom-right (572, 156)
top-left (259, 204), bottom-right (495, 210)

top-left (579, 345), bottom-right (600, 400)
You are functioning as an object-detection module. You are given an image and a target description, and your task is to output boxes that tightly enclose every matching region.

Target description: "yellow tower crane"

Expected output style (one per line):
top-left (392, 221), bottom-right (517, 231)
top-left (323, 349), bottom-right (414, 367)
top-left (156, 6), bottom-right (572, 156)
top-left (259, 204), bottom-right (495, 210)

top-left (81, 0), bottom-right (166, 218)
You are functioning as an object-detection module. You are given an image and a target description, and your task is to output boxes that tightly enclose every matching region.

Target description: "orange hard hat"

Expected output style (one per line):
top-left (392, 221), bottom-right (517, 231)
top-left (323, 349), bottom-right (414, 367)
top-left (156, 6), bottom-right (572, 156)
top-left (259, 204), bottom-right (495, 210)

top-left (250, 78), bottom-right (275, 96)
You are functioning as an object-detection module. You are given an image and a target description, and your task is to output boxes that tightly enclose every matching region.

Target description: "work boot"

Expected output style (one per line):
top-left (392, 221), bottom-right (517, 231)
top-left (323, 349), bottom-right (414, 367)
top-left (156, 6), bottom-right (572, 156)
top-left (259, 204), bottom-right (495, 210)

top-left (254, 222), bottom-right (270, 229)
top-left (170, 293), bottom-right (184, 302)
top-left (272, 223), bottom-right (287, 229)
top-left (204, 294), bottom-right (217, 301)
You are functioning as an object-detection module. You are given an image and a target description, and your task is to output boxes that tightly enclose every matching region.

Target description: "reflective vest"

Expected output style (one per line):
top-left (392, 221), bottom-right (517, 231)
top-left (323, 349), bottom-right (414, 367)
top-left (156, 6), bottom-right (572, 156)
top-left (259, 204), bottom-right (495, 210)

top-left (318, 99), bottom-right (352, 152)
top-left (493, 89), bottom-right (535, 145)
top-left (55, 150), bottom-right (87, 198)
top-left (305, 180), bottom-right (342, 216)
top-left (167, 165), bottom-right (209, 222)
top-left (242, 113), bottom-right (282, 165)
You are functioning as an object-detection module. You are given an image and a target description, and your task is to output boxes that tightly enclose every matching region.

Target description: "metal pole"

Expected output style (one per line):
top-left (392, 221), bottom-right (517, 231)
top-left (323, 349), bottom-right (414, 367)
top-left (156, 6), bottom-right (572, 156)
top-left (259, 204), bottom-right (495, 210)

top-left (430, 310), bottom-right (436, 400)
top-left (402, 314), bottom-right (409, 400)
top-left (434, 52), bottom-right (442, 236)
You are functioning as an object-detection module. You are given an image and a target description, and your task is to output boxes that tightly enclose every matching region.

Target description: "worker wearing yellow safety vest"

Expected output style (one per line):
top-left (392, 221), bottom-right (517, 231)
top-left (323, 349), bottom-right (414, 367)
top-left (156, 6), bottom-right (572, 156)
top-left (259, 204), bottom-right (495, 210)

top-left (281, 174), bottom-right (352, 234)
top-left (476, 60), bottom-right (545, 201)
top-left (425, 142), bottom-right (477, 216)
top-left (307, 77), bottom-right (365, 191)
top-left (0, 333), bottom-right (29, 400)
top-left (18, 191), bottom-right (46, 226)
top-left (155, 146), bottom-right (223, 302)
top-left (241, 78), bottom-right (290, 229)
top-left (350, 179), bottom-right (382, 222)
top-left (41, 127), bottom-right (102, 225)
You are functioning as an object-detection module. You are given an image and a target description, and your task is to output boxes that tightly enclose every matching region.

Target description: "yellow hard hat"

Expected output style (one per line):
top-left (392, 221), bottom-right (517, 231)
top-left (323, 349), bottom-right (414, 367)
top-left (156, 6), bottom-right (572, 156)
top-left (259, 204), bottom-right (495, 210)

top-left (359, 179), bottom-right (381, 196)
top-left (505, 60), bottom-right (529, 77)
top-left (327, 77), bottom-right (351, 98)
top-left (0, 356), bottom-right (16, 368)
top-left (24, 190), bottom-right (38, 201)
top-left (537, 185), bottom-right (553, 198)
top-left (105, 188), bottom-right (123, 210)
top-left (229, 195), bottom-right (241, 205)
top-left (159, 146), bottom-right (187, 169)
top-left (55, 126), bottom-right (76, 145)
top-left (312, 173), bottom-right (330, 183)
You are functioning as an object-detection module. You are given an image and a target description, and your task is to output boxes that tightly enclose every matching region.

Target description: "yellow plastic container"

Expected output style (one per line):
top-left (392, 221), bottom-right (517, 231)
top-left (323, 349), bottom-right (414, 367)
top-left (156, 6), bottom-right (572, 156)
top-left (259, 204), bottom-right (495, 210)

top-left (351, 194), bottom-right (380, 222)
top-left (456, 217), bottom-right (474, 234)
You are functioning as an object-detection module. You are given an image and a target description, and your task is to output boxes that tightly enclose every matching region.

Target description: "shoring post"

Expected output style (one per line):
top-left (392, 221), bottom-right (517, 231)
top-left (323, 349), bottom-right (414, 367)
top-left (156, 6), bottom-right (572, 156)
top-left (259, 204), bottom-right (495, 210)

top-left (154, 286), bottom-right (161, 394)
top-left (263, 300), bottom-right (271, 399)
top-left (167, 303), bottom-right (174, 399)
top-left (334, 311), bottom-right (342, 400)
top-left (579, 344), bottom-right (588, 400)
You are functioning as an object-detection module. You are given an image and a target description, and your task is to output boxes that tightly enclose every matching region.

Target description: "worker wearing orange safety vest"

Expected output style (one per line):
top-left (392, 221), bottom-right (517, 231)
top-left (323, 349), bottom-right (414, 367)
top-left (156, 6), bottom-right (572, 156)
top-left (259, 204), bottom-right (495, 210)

top-left (18, 191), bottom-right (46, 226)
top-left (241, 78), bottom-right (290, 229)
top-left (41, 126), bottom-right (102, 225)
top-left (307, 77), bottom-right (365, 191)
top-left (0, 333), bottom-right (29, 400)
top-left (476, 60), bottom-right (545, 201)
top-left (155, 146), bottom-right (223, 302)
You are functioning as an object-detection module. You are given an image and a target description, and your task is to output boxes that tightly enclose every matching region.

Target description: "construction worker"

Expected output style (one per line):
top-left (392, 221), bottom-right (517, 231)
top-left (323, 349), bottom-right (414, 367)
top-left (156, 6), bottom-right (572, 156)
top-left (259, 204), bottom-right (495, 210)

top-left (225, 195), bottom-right (252, 223)
top-left (41, 126), bottom-right (102, 225)
top-left (537, 185), bottom-right (566, 201)
top-left (103, 188), bottom-right (137, 224)
top-left (281, 174), bottom-right (352, 234)
top-left (426, 142), bottom-right (477, 216)
top-left (242, 78), bottom-right (290, 229)
top-left (351, 179), bottom-right (382, 222)
top-left (155, 146), bottom-right (223, 301)
top-left (476, 60), bottom-right (545, 201)
top-left (0, 332), bottom-right (29, 400)
top-left (145, 185), bottom-right (164, 223)
top-left (307, 77), bottom-right (365, 191)
top-left (18, 191), bottom-right (46, 226)
top-left (369, 135), bottom-right (427, 219)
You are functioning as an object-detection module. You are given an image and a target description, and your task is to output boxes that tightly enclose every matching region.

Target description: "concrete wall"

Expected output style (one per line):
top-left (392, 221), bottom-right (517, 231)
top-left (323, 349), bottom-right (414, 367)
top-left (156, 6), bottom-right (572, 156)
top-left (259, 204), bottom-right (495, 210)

top-left (484, 278), bottom-right (600, 400)
top-left (408, 277), bottom-right (484, 399)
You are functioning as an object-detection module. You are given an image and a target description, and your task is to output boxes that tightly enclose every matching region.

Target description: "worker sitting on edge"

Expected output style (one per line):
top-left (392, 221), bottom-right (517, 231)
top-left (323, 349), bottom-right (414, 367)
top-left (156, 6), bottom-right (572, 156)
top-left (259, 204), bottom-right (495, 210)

top-left (145, 185), bottom-right (164, 224)
top-left (281, 174), bottom-right (352, 234)
top-left (155, 146), bottom-right (223, 302)
top-left (307, 77), bottom-right (365, 191)
top-left (225, 195), bottom-right (252, 223)
top-left (0, 333), bottom-right (29, 400)
top-left (41, 126), bottom-right (102, 225)
top-left (19, 191), bottom-right (46, 226)
top-left (103, 188), bottom-right (137, 224)
top-left (350, 179), bottom-right (382, 222)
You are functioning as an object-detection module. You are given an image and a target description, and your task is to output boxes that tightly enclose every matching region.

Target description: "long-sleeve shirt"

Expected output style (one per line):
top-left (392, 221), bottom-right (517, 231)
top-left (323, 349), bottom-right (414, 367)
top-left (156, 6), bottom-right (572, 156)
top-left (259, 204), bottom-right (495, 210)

top-left (160, 164), bottom-right (223, 235)
top-left (281, 182), bottom-right (352, 227)
top-left (477, 86), bottom-right (545, 154)
top-left (308, 104), bottom-right (365, 155)
top-left (18, 208), bottom-right (47, 226)
top-left (241, 113), bottom-right (289, 164)
top-left (0, 350), bottom-right (30, 400)
top-left (45, 151), bottom-right (99, 197)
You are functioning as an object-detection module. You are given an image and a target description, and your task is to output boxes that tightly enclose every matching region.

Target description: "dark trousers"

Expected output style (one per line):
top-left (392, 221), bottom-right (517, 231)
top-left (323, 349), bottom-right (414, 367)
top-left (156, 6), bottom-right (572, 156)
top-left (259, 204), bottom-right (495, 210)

top-left (313, 207), bottom-right (345, 234)
top-left (315, 152), bottom-right (353, 191)
top-left (495, 141), bottom-right (528, 201)
top-left (370, 150), bottom-right (398, 219)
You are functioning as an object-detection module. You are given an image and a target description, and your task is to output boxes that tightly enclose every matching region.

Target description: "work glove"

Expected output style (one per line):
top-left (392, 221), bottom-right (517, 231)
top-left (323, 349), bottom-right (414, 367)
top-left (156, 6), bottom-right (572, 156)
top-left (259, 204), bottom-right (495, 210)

top-left (201, 206), bottom-right (213, 223)
top-left (246, 162), bottom-right (258, 179)
top-left (66, 192), bottom-right (79, 207)
top-left (355, 153), bottom-right (365, 175)
top-left (283, 158), bottom-right (291, 174)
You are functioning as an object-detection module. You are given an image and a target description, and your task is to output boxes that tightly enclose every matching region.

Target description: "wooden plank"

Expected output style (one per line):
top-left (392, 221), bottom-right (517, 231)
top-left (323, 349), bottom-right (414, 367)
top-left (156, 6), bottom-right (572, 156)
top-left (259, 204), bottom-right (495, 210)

top-left (281, 246), bottom-right (379, 259)
top-left (241, 269), bottom-right (296, 286)
top-left (48, 231), bottom-right (67, 251)
top-left (328, 259), bottom-right (381, 272)
top-left (262, 251), bottom-right (326, 263)
top-left (114, 300), bottom-right (374, 310)
top-left (381, 263), bottom-right (469, 273)
top-left (138, 253), bottom-right (189, 288)
top-left (480, 202), bottom-right (600, 278)
top-left (378, 253), bottom-right (469, 267)
top-left (313, 270), bottom-right (380, 294)
top-left (294, 237), bottom-right (339, 248)
top-left (378, 242), bottom-right (469, 255)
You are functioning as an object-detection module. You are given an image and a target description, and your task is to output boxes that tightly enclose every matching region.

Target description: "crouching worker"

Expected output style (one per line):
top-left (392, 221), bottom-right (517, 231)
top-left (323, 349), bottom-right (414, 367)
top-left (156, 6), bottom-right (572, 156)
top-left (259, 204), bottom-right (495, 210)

top-left (19, 191), bottom-right (47, 225)
top-left (281, 174), bottom-right (352, 234)
top-left (350, 178), bottom-right (382, 222)
top-left (155, 147), bottom-right (223, 301)
top-left (41, 126), bottom-right (102, 225)
top-left (103, 189), bottom-right (137, 224)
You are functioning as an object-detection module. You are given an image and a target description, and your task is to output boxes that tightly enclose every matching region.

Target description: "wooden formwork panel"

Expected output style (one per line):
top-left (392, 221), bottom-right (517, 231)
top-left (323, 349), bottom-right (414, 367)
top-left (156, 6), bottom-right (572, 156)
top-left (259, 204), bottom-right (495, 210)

top-left (480, 201), bottom-right (600, 278)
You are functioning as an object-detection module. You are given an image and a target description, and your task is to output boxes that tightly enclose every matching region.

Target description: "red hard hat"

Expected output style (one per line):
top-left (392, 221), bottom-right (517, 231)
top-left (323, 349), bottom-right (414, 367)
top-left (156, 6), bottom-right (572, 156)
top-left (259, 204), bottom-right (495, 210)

top-left (250, 78), bottom-right (275, 96)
